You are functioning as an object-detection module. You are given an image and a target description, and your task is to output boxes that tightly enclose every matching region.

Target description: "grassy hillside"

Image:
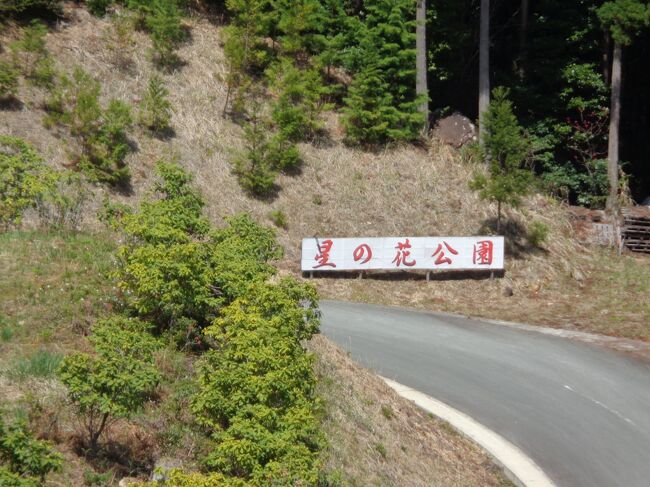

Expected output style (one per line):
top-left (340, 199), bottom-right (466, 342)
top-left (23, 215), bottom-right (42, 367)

top-left (2, 5), bottom-right (648, 342)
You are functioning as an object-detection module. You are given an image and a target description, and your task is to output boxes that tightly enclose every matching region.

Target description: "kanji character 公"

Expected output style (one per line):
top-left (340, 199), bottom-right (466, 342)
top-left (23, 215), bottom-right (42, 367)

top-left (432, 241), bottom-right (458, 265)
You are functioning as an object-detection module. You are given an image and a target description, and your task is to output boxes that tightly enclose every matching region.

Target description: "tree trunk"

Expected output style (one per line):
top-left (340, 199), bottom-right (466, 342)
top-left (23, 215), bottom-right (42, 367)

top-left (606, 41), bottom-right (621, 213)
top-left (602, 30), bottom-right (611, 86)
top-left (416, 0), bottom-right (429, 131)
top-left (497, 200), bottom-right (502, 234)
top-left (479, 0), bottom-right (490, 141)
top-left (518, 0), bottom-right (529, 80)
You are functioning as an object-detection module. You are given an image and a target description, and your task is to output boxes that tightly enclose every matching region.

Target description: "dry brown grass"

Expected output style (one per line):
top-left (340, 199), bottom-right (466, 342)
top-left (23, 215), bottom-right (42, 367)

top-left (2, 3), bottom-right (648, 344)
top-left (309, 334), bottom-right (514, 487)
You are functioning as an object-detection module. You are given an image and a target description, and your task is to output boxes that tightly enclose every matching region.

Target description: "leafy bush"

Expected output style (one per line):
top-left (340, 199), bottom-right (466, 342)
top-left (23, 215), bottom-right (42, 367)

top-left (0, 61), bottom-right (19, 100)
top-left (113, 163), bottom-right (280, 330)
top-left (0, 0), bottom-right (61, 14)
top-left (35, 171), bottom-right (88, 230)
top-left (10, 21), bottom-right (56, 89)
top-left (58, 316), bottom-right (161, 451)
top-left (0, 467), bottom-right (39, 487)
top-left (192, 278), bottom-right (322, 484)
top-left (87, 0), bottom-right (113, 16)
top-left (138, 75), bottom-right (173, 133)
top-left (527, 221), bottom-right (550, 248)
top-left (208, 213), bottom-right (282, 302)
top-left (45, 67), bottom-right (133, 185)
top-left (0, 136), bottom-right (56, 230)
top-left (0, 415), bottom-right (62, 482)
top-left (268, 209), bottom-right (288, 229)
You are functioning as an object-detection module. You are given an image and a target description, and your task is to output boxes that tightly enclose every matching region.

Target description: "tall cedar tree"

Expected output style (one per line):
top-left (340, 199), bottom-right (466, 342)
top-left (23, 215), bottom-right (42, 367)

top-left (470, 87), bottom-right (532, 233)
top-left (597, 0), bottom-right (649, 212)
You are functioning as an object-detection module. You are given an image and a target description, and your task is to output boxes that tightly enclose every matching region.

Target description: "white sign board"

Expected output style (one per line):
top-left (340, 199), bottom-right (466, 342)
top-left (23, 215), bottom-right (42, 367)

top-left (301, 236), bottom-right (504, 272)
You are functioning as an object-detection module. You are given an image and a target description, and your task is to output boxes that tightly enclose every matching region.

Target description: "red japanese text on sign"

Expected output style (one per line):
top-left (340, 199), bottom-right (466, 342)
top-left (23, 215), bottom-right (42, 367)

top-left (432, 241), bottom-right (459, 265)
top-left (392, 238), bottom-right (416, 267)
top-left (313, 239), bottom-right (336, 269)
top-left (353, 243), bottom-right (373, 264)
top-left (473, 240), bottom-right (494, 265)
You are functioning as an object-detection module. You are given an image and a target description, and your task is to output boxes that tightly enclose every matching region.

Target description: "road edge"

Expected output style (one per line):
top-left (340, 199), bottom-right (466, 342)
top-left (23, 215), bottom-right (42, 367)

top-left (381, 377), bottom-right (557, 487)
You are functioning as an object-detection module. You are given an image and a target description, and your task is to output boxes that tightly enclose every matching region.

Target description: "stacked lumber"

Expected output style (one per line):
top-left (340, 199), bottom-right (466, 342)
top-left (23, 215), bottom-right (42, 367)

top-left (622, 207), bottom-right (650, 253)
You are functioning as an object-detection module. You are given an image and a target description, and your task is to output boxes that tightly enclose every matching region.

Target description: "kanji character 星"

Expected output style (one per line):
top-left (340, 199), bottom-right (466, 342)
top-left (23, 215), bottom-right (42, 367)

top-left (314, 239), bottom-right (336, 269)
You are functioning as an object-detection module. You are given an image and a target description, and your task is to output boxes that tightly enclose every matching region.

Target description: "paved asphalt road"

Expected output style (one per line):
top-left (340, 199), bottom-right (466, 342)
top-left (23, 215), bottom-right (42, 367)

top-left (319, 300), bottom-right (650, 487)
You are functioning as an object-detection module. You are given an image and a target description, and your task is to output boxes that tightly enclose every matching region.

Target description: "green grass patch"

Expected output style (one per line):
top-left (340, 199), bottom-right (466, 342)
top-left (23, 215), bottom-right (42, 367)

top-left (0, 231), bottom-right (118, 349)
top-left (9, 349), bottom-right (63, 380)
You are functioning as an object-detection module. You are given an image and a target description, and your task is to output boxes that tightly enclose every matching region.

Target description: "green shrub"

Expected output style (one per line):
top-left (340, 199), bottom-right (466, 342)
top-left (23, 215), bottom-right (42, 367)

top-left (0, 466), bottom-right (39, 487)
top-left (0, 0), bottom-right (61, 14)
top-left (35, 171), bottom-right (88, 230)
top-left (87, 0), bottom-right (113, 16)
top-left (469, 87), bottom-right (533, 233)
top-left (192, 279), bottom-right (322, 484)
top-left (116, 160), bottom-right (209, 245)
top-left (0, 415), bottom-right (62, 482)
top-left (528, 221), bottom-right (550, 248)
top-left (113, 163), bottom-right (279, 330)
top-left (268, 209), bottom-right (288, 229)
top-left (267, 58), bottom-right (328, 142)
top-left (0, 61), bottom-right (19, 100)
top-left (45, 67), bottom-right (133, 185)
top-left (0, 136), bottom-right (56, 230)
top-left (231, 114), bottom-right (301, 197)
top-left (10, 21), bottom-right (56, 89)
top-left (145, 0), bottom-right (185, 69)
top-left (58, 316), bottom-right (161, 451)
top-left (208, 213), bottom-right (282, 302)
top-left (10, 350), bottom-right (62, 380)
top-left (138, 75), bottom-right (173, 133)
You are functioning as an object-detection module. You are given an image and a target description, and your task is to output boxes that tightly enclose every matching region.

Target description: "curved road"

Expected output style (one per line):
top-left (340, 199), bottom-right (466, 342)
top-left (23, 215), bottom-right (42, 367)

top-left (319, 300), bottom-right (650, 487)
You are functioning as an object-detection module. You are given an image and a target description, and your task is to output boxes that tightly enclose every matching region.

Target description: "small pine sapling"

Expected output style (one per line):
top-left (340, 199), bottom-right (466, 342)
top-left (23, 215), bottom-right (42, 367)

top-left (470, 87), bottom-right (533, 233)
top-left (138, 75), bottom-right (173, 133)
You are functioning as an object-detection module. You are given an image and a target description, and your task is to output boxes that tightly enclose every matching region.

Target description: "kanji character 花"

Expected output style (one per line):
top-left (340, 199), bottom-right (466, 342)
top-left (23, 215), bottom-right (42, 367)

top-left (392, 238), bottom-right (416, 267)
top-left (473, 240), bottom-right (494, 265)
top-left (432, 241), bottom-right (458, 265)
top-left (353, 243), bottom-right (373, 264)
top-left (313, 239), bottom-right (336, 269)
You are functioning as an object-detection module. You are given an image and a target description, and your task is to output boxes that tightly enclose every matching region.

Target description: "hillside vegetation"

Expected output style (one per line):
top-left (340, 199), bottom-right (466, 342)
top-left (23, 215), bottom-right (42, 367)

top-left (2, 5), bottom-right (648, 340)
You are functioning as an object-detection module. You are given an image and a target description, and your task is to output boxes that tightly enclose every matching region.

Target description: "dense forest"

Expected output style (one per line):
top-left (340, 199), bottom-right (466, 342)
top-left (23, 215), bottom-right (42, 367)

top-left (2, 0), bottom-right (649, 206)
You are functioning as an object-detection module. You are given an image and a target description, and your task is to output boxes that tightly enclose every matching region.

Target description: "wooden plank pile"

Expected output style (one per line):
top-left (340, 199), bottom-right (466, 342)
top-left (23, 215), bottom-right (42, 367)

top-left (622, 207), bottom-right (650, 253)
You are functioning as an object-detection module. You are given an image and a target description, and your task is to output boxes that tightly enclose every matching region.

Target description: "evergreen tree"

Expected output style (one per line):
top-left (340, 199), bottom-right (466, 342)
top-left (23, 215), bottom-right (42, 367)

top-left (470, 87), bottom-right (532, 233)
top-left (597, 0), bottom-right (649, 212)
top-left (138, 75), bottom-right (173, 133)
top-left (267, 58), bottom-right (328, 141)
top-left (342, 0), bottom-right (424, 144)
